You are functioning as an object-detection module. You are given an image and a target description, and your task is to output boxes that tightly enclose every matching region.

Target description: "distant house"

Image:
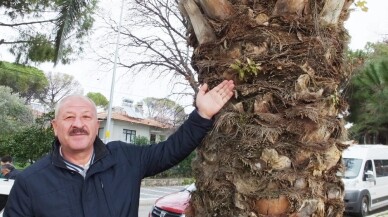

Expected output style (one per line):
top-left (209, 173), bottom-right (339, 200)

top-left (97, 98), bottom-right (172, 144)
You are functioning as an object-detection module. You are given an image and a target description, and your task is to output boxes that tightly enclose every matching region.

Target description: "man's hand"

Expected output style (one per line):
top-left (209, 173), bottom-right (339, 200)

top-left (196, 80), bottom-right (235, 119)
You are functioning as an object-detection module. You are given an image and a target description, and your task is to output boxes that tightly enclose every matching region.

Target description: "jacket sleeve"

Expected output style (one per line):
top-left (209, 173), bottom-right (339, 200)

top-left (133, 110), bottom-right (213, 177)
top-left (4, 175), bottom-right (34, 217)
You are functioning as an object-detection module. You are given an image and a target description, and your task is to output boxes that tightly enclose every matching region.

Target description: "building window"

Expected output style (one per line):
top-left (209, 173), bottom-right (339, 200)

top-left (150, 134), bottom-right (156, 144)
top-left (123, 129), bottom-right (136, 143)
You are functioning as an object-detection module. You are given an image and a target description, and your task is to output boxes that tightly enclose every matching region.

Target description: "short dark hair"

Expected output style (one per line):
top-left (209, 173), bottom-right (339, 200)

top-left (1, 155), bottom-right (13, 163)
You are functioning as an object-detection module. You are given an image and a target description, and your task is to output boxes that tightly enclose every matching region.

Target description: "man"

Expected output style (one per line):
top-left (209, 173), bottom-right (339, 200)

top-left (4, 80), bottom-right (235, 217)
top-left (1, 155), bottom-right (14, 166)
top-left (0, 155), bottom-right (19, 179)
top-left (1, 164), bottom-right (20, 180)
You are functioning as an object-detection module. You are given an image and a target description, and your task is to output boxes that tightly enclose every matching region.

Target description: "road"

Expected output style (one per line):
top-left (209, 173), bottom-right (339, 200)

top-left (138, 186), bottom-right (388, 217)
top-left (139, 202), bottom-right (153, 217)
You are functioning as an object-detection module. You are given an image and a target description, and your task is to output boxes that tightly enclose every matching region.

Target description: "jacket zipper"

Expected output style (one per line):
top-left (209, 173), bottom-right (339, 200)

top-left (99, 177), bottom-right (114, 217)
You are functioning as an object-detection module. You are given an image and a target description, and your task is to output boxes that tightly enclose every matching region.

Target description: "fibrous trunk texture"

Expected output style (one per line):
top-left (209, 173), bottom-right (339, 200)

top-left (180, 0), bottom-right (353, 216)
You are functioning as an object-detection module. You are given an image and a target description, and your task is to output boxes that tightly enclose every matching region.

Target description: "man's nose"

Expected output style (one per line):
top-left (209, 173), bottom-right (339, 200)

top-left (71, 116), bottom-right (84, 127)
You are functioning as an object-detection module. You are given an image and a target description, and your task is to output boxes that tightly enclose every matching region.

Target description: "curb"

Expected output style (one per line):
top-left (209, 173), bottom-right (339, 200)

top-left (141, 178), bottom-right (189, 187)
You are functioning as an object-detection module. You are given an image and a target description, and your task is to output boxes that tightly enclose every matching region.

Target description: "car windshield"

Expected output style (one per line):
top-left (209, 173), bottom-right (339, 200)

top-left (341, 158), bottom-right (363, 179)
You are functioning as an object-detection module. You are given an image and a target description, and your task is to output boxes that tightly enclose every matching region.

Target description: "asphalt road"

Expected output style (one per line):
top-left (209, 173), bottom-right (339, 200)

top-left (139, 203), bottom-right (152, 217)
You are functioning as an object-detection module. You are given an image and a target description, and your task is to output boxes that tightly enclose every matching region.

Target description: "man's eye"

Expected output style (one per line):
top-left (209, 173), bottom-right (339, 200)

top-left (65, 116), bottom-right (74, 120)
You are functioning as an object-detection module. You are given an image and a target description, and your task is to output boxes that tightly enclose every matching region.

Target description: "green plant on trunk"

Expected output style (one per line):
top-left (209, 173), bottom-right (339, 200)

top-left (230, 58), bottom-right (262, 81)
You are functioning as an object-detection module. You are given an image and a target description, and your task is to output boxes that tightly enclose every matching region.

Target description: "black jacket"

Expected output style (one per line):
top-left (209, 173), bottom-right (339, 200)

top-left (4, 111), bottom-right (213, 217)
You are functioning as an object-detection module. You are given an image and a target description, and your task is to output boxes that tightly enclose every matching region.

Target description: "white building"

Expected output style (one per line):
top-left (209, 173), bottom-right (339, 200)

top-left (97, 99), bottom-right (172, 144)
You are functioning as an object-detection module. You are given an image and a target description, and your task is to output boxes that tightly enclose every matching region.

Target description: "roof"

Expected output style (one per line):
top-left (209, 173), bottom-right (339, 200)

top-left (97, 112), bottom-right (171, 129)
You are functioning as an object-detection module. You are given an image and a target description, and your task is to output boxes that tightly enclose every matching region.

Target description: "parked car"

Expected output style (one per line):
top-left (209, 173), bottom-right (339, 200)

top-left (149, 183), bottom-right (195, 217)
top-left (0, 178), bottom-right (14, 217)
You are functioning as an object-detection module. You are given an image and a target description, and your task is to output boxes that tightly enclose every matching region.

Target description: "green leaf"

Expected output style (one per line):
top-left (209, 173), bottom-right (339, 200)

top-left (230, 63), bottom-right (241, 71)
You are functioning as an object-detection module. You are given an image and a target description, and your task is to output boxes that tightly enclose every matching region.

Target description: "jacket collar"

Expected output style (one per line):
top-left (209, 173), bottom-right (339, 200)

top-left (51, 136), bottom-right (110, 169)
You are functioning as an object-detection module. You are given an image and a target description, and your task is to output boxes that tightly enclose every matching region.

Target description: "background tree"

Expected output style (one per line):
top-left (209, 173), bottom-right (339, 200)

top-left (362, 41), bottom-right (388, 62)
top-left (0, 0), bottom-right (98, 64)
top-left (0, 86), bottom-right (34, 139)
top-left (86, 92), bottom-right (109, 108)
top-left (0, 112), bottom-right (54, 165)
top-left (152, 152), bottom-right (196, 178)
top-left (0, 61), bottom-right (48, 102)
top-left (179, 0), bottom-right (354, 216)
top-left (134, 136), bottom-right (150, 145)
top-left (38, 71), bottom-right (83, 109)
top-left (141, 97), bottom-right (187, 126)
top-left (97, 0), bottom-right (197, 98)
top-left (131, 125), bottom-right (194, 178)
top-left (345, 41), bottom-right (388, 73)
top-left (347, 60), bottom-right (388, 144)
top-left (345, 41), bottom-right (388, 144)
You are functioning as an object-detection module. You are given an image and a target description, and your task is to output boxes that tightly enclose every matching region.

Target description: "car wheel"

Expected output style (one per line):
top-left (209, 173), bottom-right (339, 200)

top-left (356, 196), bottom-right (369, 217)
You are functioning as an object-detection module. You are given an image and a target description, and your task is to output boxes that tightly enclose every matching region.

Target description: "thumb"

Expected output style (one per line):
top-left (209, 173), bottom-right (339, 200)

top-left (198, 83), bottom-right (208, 96)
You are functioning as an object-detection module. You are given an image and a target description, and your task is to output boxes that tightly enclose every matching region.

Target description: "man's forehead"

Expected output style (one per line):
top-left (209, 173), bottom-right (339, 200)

top-left (63, 105), bottom-right (94, 112)
top-left (58, 97), bottom-right (96, 114)
top-left (63, 100), bottom-right (92, 108)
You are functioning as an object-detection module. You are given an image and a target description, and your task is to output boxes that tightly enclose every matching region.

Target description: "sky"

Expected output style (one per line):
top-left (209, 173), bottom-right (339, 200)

top-left (1, 0), bottom-right (388, 113)
top-left (344, 0), bottom-right (388, 50)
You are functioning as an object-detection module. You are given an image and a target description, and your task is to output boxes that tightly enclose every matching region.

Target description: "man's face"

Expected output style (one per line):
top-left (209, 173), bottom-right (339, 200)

top-left (52, 96), bottom-right (99, 154)
top-left (1, 167), bottom-right (9, 176)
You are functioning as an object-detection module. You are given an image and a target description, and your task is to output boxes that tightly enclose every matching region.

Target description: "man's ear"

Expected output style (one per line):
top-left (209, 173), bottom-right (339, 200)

top-left (52, 120), bottom-right (58, 136)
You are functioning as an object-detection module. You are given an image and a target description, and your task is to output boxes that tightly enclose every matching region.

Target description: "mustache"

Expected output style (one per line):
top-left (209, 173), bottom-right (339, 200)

top-left (69, 127), bottom-right (89, 136)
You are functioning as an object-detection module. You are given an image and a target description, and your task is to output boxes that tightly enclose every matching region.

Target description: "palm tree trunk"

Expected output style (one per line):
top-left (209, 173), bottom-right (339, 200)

top-left (180, 0), bottom-right (353, 216)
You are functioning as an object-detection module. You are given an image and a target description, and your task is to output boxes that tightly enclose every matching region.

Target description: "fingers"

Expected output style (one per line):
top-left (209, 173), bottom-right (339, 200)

top-left (219, 81), bottom-right (235, 95)
top-left (220, 88), bottom-right (234, 101)
top-left (214, 80), bottom-right (234, 105)
top-left (212, 80), bottom-right (229, 93)
top-left (196, 80), bottom-right (235, 119)
top-left (199, 80), bottom-right (235, 101)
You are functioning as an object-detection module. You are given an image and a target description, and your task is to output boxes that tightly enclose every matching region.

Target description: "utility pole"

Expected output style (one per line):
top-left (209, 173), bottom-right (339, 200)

top-left (105, 0), bottom-right (125, 143)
